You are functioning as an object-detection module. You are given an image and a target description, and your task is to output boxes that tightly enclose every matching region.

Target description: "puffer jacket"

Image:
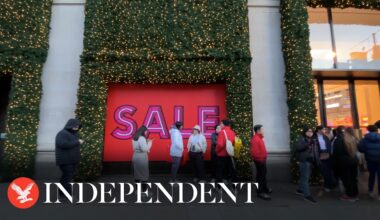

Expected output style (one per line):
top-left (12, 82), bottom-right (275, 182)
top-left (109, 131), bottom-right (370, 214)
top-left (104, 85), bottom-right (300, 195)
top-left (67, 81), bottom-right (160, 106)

top-left (358, 132), bottom-right (380, 163)
top-left (55, 119), bottom-right (81, 165)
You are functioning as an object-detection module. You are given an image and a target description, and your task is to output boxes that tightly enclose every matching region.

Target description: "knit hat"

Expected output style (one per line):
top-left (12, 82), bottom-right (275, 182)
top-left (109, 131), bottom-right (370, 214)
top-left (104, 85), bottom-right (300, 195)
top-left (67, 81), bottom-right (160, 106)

top-left (192, 125), bottom-right (201, 132)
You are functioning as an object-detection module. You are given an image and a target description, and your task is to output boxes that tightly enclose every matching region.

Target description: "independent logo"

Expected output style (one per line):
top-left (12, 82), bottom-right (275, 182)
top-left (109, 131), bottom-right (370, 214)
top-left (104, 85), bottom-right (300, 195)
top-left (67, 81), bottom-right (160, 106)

top-left (8, 177), bottom-right (39, 209)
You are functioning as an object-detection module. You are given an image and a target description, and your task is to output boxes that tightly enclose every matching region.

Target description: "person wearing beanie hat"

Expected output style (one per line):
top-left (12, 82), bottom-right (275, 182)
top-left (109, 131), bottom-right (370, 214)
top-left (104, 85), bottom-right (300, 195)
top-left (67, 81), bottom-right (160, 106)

top-left (187, 125), bottom-right (207, 182)
top-left (169, 121), bottom-right (184, 182)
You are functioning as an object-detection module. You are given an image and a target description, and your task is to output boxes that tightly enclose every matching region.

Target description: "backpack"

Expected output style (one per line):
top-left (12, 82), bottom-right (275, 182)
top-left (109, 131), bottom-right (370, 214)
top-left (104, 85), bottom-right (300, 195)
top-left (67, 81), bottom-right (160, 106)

top-left (234, 137), bottom-right (242, 158)
top-left (223, 130), bottom-right (234, 157)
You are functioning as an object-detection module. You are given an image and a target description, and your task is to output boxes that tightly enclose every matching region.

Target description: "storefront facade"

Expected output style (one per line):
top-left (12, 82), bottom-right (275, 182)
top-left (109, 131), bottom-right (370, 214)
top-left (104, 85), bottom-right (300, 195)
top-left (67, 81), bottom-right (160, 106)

top-left (1, 0), bottom-right (379, 180)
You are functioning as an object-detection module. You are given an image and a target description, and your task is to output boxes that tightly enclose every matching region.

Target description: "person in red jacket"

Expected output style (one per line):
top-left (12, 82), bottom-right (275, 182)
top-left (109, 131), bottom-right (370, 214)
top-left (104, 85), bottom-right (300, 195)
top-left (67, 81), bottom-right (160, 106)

top-left (251, 124), bottom-right (272, 200)
top-left (216, 119), bottom-right (237, 185)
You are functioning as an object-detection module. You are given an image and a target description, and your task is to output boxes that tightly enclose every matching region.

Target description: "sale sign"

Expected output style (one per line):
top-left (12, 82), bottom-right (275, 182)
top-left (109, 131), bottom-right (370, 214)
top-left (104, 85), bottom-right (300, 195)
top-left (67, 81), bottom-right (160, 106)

top-left (103, 84), bottom-right (227, 162)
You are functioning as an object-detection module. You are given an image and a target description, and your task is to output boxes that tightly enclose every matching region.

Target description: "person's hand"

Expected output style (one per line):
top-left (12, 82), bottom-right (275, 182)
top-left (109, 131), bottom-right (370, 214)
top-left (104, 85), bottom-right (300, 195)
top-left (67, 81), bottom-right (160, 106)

top-left (79, 139), bottom-right (84, 144)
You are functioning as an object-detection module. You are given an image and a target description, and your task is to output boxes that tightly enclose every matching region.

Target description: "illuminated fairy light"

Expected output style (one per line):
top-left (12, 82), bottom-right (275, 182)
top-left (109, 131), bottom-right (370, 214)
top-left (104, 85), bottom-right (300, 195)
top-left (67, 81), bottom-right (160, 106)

top-left (0, 1), bottom-right (52, 180)
top-left (281, 0), bottom-right (380, 184)
top-left (76, 0), bottom-right (253, 180)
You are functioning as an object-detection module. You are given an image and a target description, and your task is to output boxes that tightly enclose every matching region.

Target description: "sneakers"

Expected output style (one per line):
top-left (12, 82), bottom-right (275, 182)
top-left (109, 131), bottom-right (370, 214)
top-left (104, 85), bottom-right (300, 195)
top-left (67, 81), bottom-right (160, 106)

top-left (304, 196), bottom-right (317, 203)
top-left (340, 195), bottom-right (357, 202)
top-left (296, 190), bottom-right (303, 196)
top-left (258, 193), bottom-right (271, 200)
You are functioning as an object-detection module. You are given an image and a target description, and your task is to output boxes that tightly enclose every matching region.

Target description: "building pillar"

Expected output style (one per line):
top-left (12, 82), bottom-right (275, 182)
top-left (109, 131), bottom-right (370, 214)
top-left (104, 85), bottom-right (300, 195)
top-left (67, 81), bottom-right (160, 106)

top-left (36, 1), bottom-right (85, 179)
top-left (248, 0), bottom-right (291, 180)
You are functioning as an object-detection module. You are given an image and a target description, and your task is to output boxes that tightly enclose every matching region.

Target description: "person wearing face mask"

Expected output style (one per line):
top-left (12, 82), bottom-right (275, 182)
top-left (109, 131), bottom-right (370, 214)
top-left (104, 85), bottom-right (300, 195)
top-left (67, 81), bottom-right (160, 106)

top-left (295, 126), bottom-right (319, 203)
top-left (55, 118), bottom-right (84, 197)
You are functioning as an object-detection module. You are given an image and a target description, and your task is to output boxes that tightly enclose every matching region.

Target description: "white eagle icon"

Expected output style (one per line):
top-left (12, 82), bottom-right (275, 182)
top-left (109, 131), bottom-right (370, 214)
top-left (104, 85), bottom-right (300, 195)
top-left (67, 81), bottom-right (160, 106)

top-left (11, 183), bottom-right (34, 203)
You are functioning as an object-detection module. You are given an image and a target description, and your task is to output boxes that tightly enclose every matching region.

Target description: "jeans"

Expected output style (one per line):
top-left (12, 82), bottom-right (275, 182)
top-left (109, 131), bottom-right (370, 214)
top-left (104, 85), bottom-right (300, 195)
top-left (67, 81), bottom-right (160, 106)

top-left (298, 161), bottom-right (312, 197)
top-left (319, 159), bottom-right (337, 189)
top-left (189, 151), bottom-right (205, 180)
top-left (254, 160), bottom-right (269, 194)
top-left (367, 161), bottom-right (380, 195)
top-left (170, 156), bottom-right (182, 181)
top-left (59, 164), bottom-right (76, 195)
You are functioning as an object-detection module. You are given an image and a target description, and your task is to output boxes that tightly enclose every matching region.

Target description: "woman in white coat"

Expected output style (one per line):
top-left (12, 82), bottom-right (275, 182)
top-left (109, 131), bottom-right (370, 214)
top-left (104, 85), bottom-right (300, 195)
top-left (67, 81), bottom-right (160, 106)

top-left (187, 125), bottom-right (207, 182)
top-left (132, 126), bottom-right (152, 189)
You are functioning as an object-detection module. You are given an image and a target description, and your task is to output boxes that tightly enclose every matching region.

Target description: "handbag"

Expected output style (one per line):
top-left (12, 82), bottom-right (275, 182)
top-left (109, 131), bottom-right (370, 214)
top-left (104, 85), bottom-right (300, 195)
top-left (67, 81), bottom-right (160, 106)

top-left (223, 130), bottom-right (234, 157)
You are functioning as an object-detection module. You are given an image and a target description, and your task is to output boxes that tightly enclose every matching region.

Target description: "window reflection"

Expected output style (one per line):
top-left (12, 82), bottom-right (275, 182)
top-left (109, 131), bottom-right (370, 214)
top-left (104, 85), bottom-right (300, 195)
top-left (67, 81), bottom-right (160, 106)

top-left (332, 8), bottom-right (380, 70)
top-left (308, 8), bottom-right (334, 69)
top-left (323, 80), bottom-right (353, 127)
top-left (355, 80), bottom-right (380, 134)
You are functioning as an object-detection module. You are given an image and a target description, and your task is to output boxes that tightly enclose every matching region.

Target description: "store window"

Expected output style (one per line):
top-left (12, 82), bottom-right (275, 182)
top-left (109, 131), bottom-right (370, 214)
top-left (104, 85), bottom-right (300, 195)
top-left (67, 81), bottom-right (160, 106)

top-left (308, 8), bottom-right (334, 69)
top-left (332, 8), bottom-right (380, 70)
top-left (323, 80), bottom-right (353, 127)
top-left (355, 80), bottom-right (380, 134)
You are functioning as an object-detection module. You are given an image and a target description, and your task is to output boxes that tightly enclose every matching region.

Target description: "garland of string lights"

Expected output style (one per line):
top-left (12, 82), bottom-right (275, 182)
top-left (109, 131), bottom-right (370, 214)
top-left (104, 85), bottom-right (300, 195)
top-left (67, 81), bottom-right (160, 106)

top-left (281, 0), bottom-right (380, 183)
top-left (77, 0), bottom-right (253, 180)
top-left (0, 0), bottom-right (52, 180)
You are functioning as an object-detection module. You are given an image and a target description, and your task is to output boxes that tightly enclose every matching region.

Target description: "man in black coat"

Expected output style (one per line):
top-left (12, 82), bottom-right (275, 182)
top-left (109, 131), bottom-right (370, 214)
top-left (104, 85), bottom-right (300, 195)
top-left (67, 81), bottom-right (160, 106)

top-left (55, 118), bottom-right (83, 195)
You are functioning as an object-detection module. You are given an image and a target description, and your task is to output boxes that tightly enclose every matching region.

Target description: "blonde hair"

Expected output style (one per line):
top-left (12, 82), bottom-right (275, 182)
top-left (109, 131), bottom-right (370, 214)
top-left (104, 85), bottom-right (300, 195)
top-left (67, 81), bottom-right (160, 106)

top-left (343, 132), bottom-right (358, 157)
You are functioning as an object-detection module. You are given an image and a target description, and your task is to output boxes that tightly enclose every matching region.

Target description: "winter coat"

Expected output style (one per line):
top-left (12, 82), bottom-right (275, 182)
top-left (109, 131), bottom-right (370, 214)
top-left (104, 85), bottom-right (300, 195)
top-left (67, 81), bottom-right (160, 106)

top-left (296, 136), bottom-right (319, 164)
top-left (187, 133), bottom-right (207, 153)
top-left (333, 135), bottom-right (358, 165)
top-left (315, 133), bottom-right (332, 154)
top-left (216, 126), bottom-right (236, 157)
top-left (55, 119), bottom-right (81, 165)
top-left (358, 132), bottom-right (380, 163)
top-left (170, 126), bottom-right (184, 157)
top-left (251, 133), bottom-right (267, 162)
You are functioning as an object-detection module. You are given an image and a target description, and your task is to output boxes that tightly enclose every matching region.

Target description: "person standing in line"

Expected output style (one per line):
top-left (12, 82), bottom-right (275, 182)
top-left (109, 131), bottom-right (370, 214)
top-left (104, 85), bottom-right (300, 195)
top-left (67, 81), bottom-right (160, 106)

top-left (334, 127), bottom-right (359, 202)
top-left (375, 120), bottom-right (380, 130)
top-left (215, 119), bottom-right (236, 185)
top-left (251, 124), bottom-right (272, 200)
top-left (55, 118), bottom-right (83, 197)
top-left (296, 126), bottom-right (319, 203)
top-left (358, 125), bottom-right (380, 201)
top-left (187, 125), bottom-right (207, 183)
top-left (132, 126), bottom-right (153, 191)
top-left (331, 126), bottom-right (345, 183)
top-left (324, 126), bottom-right (334, 141)
top-left (315, 125), bottom-right (337, 192)
top-left (210, 125), bottom-right (221, 181)
top-left (169, 121), bottom-right (184, 183)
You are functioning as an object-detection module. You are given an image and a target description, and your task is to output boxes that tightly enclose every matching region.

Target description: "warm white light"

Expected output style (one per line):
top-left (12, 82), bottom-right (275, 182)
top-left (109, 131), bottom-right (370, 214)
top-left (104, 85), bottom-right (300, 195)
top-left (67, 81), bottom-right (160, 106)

top-left (325, 94), bottom-right (343, 100)
top-left (326, 103), bottom-right (340, 109)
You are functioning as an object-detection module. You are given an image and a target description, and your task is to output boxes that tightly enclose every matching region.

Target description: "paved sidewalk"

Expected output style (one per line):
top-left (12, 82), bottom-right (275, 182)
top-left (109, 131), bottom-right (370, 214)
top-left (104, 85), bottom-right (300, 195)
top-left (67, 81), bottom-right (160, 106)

top-left (0, 175), bottom-right (379, 220)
